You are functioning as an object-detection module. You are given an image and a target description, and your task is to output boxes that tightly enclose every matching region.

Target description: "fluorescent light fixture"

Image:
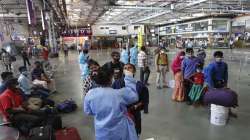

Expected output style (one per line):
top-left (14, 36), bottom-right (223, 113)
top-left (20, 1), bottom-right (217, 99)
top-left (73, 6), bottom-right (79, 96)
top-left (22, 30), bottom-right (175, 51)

top-left (41, 10), bottom-right (45, 30)
top-left (26, 0), bottom-right (31, 24)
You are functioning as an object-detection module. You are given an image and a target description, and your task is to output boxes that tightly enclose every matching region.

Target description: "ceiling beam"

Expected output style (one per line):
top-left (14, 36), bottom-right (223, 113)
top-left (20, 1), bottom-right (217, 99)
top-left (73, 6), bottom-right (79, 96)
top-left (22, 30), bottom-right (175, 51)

top-left (106, 5), bottom-right (169, 10)
top-left (131, 0), bottom-right (209, 24)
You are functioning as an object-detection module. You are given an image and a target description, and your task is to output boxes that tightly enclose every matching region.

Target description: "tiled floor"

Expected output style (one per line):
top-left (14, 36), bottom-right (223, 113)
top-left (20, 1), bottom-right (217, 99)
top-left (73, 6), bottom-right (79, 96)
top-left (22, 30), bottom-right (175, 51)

top-left (1, 48), bottom-right (250, 140)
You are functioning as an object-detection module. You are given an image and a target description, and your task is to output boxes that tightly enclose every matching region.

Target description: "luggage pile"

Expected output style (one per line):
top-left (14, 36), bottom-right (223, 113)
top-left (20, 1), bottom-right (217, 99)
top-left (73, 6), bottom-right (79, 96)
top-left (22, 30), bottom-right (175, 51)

top-left (0, 99), bottom-right (80, 140)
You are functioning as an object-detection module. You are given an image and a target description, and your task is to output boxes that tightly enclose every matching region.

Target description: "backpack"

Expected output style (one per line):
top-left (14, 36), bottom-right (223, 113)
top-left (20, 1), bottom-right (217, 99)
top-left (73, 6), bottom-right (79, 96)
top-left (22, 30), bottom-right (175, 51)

top-left (56, 99), bottom-right (77, 113)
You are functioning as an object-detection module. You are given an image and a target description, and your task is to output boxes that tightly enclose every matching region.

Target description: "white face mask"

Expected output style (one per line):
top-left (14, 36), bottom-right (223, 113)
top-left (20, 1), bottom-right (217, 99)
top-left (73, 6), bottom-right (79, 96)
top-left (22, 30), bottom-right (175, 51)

top-left (123, 70), bottom-right (133, 77)
top-left (186, 54), bottom-right (192, 58)
top-left (22, 71), bottom-right (29, 76)
top-left (179, 56), bottom-right (184, 59)
top-left (215, 58), bottom-right (223, 62)
top-left (196, 69), bottom-right (201, 72)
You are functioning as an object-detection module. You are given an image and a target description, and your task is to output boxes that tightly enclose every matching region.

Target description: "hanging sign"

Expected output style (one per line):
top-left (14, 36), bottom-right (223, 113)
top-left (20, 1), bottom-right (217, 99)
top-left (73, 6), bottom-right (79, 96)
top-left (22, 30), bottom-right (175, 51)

top-left (138, 27), bottom-right (143, 50)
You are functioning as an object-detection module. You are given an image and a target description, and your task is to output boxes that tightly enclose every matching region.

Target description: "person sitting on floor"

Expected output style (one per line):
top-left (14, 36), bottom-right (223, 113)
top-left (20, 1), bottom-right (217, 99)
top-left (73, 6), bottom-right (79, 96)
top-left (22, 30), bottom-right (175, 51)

top-left (18, 66), bottom-right (50, 98)
top-left (31, 61), bottom-right (56, 92)
top-left (0, 78), bottom-right (46, 134)
top-left (0, 78), bottom-right (24, 123)
top-left (0, 72), bottom-right (14, 94)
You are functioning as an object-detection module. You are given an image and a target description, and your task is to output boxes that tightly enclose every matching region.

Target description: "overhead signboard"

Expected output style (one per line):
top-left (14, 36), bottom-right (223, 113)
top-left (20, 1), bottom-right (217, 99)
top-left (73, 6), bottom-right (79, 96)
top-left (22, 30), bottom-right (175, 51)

top-left (61, 27), bottom-right (92, 37)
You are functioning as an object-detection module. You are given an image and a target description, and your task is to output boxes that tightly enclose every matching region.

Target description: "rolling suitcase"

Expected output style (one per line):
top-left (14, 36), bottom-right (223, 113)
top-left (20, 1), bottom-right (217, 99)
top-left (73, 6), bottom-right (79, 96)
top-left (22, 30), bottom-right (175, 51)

top-left (55, 127), bottom-right (81, 140)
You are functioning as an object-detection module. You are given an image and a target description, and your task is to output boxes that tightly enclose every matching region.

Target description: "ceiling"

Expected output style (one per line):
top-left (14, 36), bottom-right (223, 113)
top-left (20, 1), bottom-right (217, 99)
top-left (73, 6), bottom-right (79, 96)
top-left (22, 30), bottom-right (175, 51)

top-left (0, 0), bottom-right (250, 26)
top-left (95, 0), bottom-right (250, 25)
top-left (0, 0), bottom-right (41, 21)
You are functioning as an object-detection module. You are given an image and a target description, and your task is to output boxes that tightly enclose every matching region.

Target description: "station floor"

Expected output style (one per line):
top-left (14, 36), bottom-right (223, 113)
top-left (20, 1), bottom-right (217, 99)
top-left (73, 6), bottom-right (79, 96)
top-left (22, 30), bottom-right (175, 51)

top-left (1, 48), bottom-right (250, 140)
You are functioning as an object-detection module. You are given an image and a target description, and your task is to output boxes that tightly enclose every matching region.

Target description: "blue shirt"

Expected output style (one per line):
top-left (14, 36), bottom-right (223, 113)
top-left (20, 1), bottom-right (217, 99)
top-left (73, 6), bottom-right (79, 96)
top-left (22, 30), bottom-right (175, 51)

top-left (0, 82), bottom-right (7, 94)
top-left (18, 74), bottom-right (32, 95)
top-left (204, 61), bottom-right (228, 88)
top-left (121, 49), bottom-right (129, 64)
top-left (182, 56), bottom-right (201, 79)
top-left (84, 76), bottom-right (138, 140)
top-left (79, 52), bottom-right (89, 64)
top-left (129, 46), bottom-right (138, 66)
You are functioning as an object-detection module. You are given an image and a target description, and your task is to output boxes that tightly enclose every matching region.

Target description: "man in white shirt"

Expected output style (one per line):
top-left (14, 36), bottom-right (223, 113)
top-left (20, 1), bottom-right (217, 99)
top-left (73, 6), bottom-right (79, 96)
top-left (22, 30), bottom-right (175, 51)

top-left (138, 46), bottom-right (150, 85)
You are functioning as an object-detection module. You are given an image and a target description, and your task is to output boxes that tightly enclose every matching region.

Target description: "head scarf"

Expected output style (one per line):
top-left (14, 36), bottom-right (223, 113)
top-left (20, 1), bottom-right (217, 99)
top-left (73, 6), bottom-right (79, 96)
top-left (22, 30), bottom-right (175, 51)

top-left (171, 51), bottom-right (185, 75)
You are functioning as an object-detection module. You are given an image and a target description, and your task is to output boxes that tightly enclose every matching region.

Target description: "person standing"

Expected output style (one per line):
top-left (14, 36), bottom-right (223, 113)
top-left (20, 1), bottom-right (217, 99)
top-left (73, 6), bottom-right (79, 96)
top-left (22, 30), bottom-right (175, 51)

top-left (138, 46), bottom-right (150, 85)
top-left (102, 51), bottom-right (124, 80)
top-left (171, 51), bottom-right (185, 102)
top-left (182, 48), bottom-right (201, 104)
top-left (82, 59), bottom-right (100, 94)
top-left (112, 63), bottom-right (149, 136)
top-left (84, 67), bottom-right (138, 140)
top-left (130, 45), bottom-right (138, 66)
top-left (121, 47), bottom-right (129, 64)
top-left (77, 44), bottom-right (82, 54)
top-left (155, 48), bottom-right (169, 89)
top-left (1, 49), bottom-right (12, 71)
top-left (63, 44), bottom-right (69, 56)
top-left (204, 51), bottom-right (228, 89)
top-left (79, 49), bottom-right (89, 80)
top-left (196, 48), bottom-right (206, 67)
top-left (21, 48), bottom-right (31, 68)
top-left (188, 63), bottom-right (205, 104)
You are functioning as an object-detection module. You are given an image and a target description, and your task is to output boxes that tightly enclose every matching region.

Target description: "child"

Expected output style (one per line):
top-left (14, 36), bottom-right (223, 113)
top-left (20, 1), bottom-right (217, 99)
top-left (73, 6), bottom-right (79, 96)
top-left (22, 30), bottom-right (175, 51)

top-left (188, 63), bottom-right (205, 104)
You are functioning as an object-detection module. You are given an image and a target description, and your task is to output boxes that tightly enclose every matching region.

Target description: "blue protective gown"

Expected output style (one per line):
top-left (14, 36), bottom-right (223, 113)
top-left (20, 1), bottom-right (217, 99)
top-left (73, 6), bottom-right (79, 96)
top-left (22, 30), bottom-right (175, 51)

top-left (121, 49), bottom-right (129, 64)
top-left (203, 61), bottom-right (228, 88)
top-left (84, 76), bottom-right (138, 140)
top-left (130, 46), bottom-right (138, 66)
top-left (79, 52), bottom-right (89, 79)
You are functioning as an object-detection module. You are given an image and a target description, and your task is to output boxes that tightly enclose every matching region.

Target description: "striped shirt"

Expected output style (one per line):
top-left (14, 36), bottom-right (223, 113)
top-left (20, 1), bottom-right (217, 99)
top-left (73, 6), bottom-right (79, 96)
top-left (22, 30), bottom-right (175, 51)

top-left (137, 51), bottom-right (147, 68)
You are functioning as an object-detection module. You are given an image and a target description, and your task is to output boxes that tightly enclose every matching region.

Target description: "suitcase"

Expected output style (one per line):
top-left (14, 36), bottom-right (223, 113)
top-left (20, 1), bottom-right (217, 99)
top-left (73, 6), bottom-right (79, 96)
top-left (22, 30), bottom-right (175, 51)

top-left (55, 127), bottom-right (81, 140)
top-left (29, 125), bottom-right (55, 140)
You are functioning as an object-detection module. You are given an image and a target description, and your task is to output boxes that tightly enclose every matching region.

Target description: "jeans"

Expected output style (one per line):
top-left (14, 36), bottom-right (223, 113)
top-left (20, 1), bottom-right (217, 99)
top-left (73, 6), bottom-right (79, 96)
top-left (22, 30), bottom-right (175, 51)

top-left (140, 66), bottom-right (150, 84)
top-left (156, 65), bottom-right (168, 87)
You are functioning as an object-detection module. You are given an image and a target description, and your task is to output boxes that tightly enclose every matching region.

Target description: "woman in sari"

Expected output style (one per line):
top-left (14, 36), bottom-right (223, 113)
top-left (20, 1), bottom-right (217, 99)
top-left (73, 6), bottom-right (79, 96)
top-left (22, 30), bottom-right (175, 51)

top-left (171, 51), bottom-right (185, 102)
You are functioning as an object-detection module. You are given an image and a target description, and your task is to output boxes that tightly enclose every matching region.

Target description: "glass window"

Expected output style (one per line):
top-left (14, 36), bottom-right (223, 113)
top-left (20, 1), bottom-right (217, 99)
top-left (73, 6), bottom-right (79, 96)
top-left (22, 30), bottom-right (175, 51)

top-left (192, 21), bottom-right (208, 31)
top-left (212, 20), bottom-right (228, 31)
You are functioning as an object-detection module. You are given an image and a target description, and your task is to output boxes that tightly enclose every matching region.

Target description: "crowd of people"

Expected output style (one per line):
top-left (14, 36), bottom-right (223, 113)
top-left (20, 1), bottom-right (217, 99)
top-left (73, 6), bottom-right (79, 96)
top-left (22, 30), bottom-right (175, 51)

top-left (0, 45), bottom-right (60, 138)
top-left (80, 44), bottom-right (238, 140)
top-left (0, 43), bottom-right (239, 139)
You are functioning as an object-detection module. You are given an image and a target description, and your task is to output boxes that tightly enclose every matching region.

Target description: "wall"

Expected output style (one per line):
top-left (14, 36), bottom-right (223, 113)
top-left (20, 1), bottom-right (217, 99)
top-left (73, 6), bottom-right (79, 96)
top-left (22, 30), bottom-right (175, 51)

top-left (232, 15), bottom-right (250, 32)
top-left (92, 24), bottom-right (144, 36)
top-left (0, 22), bottom-right (29, 47)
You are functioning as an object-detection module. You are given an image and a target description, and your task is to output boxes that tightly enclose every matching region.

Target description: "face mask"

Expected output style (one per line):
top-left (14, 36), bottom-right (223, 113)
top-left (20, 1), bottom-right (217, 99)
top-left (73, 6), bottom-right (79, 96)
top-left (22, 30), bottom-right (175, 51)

top-left (123, 70), bottom-right (133, 77)
top-left (196, 69), bottom-right (201, 72)
top-left (179, 56), bottom-right (184, 59)
top-left (90, 71), bottom-right (98, 78)
top-left (186, 54), bottom-right (192, 58)
top-left (22, 71), bottom-right (29, 76)
top-left (215, 58), bottom-right (223, 62)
